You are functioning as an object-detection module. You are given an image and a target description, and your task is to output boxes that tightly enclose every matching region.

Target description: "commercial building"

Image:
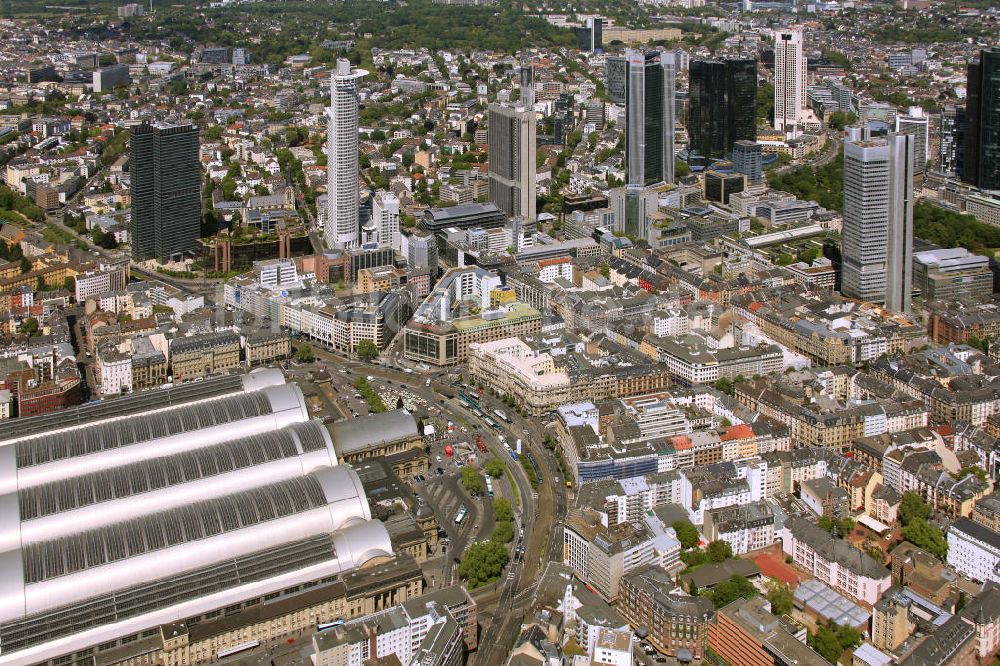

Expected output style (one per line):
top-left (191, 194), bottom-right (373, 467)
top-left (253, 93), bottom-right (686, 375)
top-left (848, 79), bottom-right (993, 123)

top-left (372, 190), bottom-right (401, 251)
top-left (895, 107), bottom-right (929, 176)
top-left (403, 267), bottom-right (541, 366)
top-left (326, 59), bottom-right (367, 248)
top-left (421, 201), bottom-right (507, 233)
top-left (312, 586), bottom-right (476, 665)
top-left (92, 63), bottom-right (131, 93)
top-left (607, 50), bottom-right (676, 187)
top-left (912, 247), bottom-right (993, 302)
top-left (708, 596), bottom-right (825, 665)
top-left (0, 370), bottom-right (399, 666)
top-left (688, 58), bottom-right (757, 160)
top-left (642, 335), bottom-right (783, 386)
top-left (562, 509), bottom-right (660, 601)
top-left (840, 128), bottom-right (915, 313)
top-left (487, 102), bottom-right (536, 221)
top-left (129, 122), bottom-right (201, 261)
top-left (963, 48), bottom-right (1000, 191)
top-left (704, 170), bottom-right (745, 205)
top-left (169, 330), bottom-right (242, 381)
top-left (468, 335), bottom-right (670, 416)
top-left (773, 28), bottom-right (807, 137)
top-left (732, 140), bottom-right (763, 185)
top-left (940, 104), bottom-right (965, 178)
top-left (619, 566), bottom-right (715, 660)
top-left (947, 517), bottom-right (1000, 584)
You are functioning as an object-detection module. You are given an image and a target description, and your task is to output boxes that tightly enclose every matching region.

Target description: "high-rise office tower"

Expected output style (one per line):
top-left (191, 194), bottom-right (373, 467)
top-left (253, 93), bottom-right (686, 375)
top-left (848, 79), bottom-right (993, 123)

top-left (773, 28), bottom-right (807, 137)
top-left (372, 190), bottom-right (401, 252)
top-left (688, 58), bottom-right (757, 161)
top-left (841, 128), bottom-right (914, 312)
top-left (895, 107), bottom-right (929, 176)
top-left (963, 48), bottom-right (1000, 191)
top-left (940, 105), bottom-right (965, 177)
top-left (587, 17), bottom-right (603, 52)
top-left (607, 50), bottom-right (676, 187)
top-left (326, 58), bottom-right (367, 249)
top-left (732, 140), bottom-right (763, 184)
top-left (487, 101), bottom-right (537, 222)
top-left (519, 64), bottom-right (535, 108)
top-left (129, 122), bottom-right (200, 262)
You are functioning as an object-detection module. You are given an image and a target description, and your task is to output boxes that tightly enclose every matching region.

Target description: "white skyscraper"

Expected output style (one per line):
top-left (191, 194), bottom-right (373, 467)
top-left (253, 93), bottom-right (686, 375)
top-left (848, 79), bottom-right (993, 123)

top-left (773, 28), bottom-right (807, 137)
top-left (372, 190), bottom-right (401, 252)
top-left (841, 128), bottom-right (914, 313)
top-left (326, 58), bottom-right (367, 249)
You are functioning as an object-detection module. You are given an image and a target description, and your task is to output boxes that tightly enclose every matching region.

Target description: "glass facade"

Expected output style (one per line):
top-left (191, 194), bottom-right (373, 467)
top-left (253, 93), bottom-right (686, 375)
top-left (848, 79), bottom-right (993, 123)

top-left (129, 123), bottom-right (201, 262)
top-left (963, 49), bottom-right (1000, 190)
top-left (688, 59), bottom-right (757, 161)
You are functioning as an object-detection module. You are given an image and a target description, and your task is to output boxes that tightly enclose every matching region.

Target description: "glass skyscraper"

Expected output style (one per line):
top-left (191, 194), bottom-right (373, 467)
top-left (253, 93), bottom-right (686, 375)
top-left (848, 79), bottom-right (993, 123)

top-left (688, 58), bottom-right (757, 161)
top-left (607, 50), bottom-right (676, 187)
top-left (963, 48), bottom-right (1000, 191)
top-left (129, 122), bottom-right (201, 262)
top-left (841, 128), bottom-right (914, 313)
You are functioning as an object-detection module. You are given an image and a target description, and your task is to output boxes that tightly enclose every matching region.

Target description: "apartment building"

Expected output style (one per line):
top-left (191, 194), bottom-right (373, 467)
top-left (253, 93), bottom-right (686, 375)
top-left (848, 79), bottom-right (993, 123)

top-left (947, 517), bottom-right (1000, 584)
top-left (702, 501), bottom-right (776, 555)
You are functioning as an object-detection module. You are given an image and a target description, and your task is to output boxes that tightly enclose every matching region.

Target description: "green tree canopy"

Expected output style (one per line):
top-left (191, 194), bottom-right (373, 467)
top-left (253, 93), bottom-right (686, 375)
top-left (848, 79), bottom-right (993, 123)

top-left (458, 540), bottom-right (509, 588)
top-left (706, 539), bottom-right (734, 563)
top-left (673, 520), bottom-right (701, 550)
top-left (485, 457), bottom-right (506, 478)
top-left (461, 466), bottom-right (484, 495)
top-left (354, 339), bottom-right (379, 361)
top-left (295, 344), bottom-right (315, 363)
top-left (710, 575), bottom-right (758, 609)
top-left (766, 582), bottom-right (794, 616)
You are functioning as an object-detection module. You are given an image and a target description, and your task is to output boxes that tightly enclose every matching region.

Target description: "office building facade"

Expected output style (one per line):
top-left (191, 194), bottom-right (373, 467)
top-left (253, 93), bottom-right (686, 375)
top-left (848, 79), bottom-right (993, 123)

top-left (327, 59), bottom-right (368, 248)
top-left (611, 50), bottom-right (676, 187)
top-left (840, 128), bottom-right (914, 312)
top-left (129, 122), bottom-right (201, 262)
top-left (773, 28), bottom-right (807, 137)
top-left (963, 48), bottom-right (1000, 191)
top-left (940, 104), bottom-right (965, 177)
top-left (487, 102), bottom-right (537, 221)
top-left (732, 140), bottom-right (763, 184)
top-left (688, 58), bottom-right (757, 161)
top-left (372, 190), bottom-right (401, 252)
top-left (895, 107), bottom-right (929, 176)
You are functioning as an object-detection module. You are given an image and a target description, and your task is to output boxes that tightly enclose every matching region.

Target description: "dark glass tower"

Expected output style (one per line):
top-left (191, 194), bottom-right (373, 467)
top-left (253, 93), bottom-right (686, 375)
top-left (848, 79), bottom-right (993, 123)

top-left (688, 58), bottom-right (757, 161)
top-left (940, 104), bottom-right (965, 178)
top-left (963, 48), bottom-right (1000, 190)
top-left (129, 122), bottom-right (201, 261)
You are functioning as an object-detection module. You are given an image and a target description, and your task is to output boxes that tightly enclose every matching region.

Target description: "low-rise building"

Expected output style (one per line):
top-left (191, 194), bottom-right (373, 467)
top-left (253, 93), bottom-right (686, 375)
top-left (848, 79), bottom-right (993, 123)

top-left (947, 517), bottom-right (1000, 584)
top-left (781, 515), bottom-right (892, 605)
top-left (619, 566), bottom-right (715, 660)
top-left (708, 596), bottom-right (824, 665)
top-left (702, 501), bottom-right (776, 554)
top-left (169, 330), bottom-right (242, 382)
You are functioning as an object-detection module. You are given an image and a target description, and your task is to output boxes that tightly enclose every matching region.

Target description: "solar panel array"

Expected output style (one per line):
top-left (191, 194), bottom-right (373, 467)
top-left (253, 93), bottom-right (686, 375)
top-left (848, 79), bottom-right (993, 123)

top-left (1, 535), bottom-right (337, 654)
top-left (15, 392), bottom-right (274, 469)
top-left (17, 421), bottom-right (329, 521)
top-left (22, 476), bottom-right (329, 583)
